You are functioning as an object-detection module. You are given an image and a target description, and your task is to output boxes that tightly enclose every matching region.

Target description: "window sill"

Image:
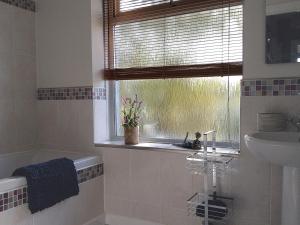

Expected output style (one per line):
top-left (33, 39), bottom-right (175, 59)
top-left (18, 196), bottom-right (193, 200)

top-left (95, 140), bottom-right (239, 157)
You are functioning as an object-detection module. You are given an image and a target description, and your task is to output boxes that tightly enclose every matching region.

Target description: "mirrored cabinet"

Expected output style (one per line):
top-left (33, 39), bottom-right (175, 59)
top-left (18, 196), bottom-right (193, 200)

top-left (266, 0), bottom-right (300, 64)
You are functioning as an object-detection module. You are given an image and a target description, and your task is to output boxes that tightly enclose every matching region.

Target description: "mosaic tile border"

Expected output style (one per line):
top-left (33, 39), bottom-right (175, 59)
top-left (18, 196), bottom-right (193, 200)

top-left (0, 187), bottom-right (27, 213)
top-left (37, 87), bottom-right (106, 100)
top-left (241, 78), bottom-right (300, 96)
top-left (0, 163), bottom-right (103, 213)
top-left (0, 0), bottom-right (35, 12)
top-left (77, 163), bottom-right (103, 183)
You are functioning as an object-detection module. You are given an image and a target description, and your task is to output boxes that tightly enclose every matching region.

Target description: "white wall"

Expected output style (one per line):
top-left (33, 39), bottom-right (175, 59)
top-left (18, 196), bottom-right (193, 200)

top-left (36, 0), bottom-right (93, 88)
top-left (35, 0), bottom-right (108, 151)
top-left (244, 0), bottom-right (300, 78)
top-left (0, 2), bottom-right (37, 154)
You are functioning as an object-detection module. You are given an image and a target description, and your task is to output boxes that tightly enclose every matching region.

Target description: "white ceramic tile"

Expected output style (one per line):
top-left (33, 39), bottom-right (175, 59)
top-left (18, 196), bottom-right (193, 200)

top-left (15, 100), bottom-right (37, 147)
top-left (56, 101), bottom-right (79, 147)
top-left (131, 201), bottom-right (162, 224)
top-left (0, 100), bottom-right (17, 153)
top-left (82, 176), bottom-right (104, 221)
top-left (160, 152), bottom-right (193, 210)
top-left (37, 101), bottom-right (59, 146)
top-left (0, 206), bottom-right (32, 225)
top-left (0, 3), bottom-right (13, 54)
top-left (161, 207), bottom-right (190, 225)
top-left (0, 52), bottom-right (14, 100)
top-left (74, 100), bottom-right (94, 147)
top-left (104, 195), bottom-right (133, 218)
top-left (12, 7), bottom-right (35, 56)
top-left (14, 54), bottom-right (36, 100)
top-left (130, 150), bottom-right (162, 206)
top-left (103, 148), bottom-right (130, 199)
top-left (105, 214), bottom-right (163, 225)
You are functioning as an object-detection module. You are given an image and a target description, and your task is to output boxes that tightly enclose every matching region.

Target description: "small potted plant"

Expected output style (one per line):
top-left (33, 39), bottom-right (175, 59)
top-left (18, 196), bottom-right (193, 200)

top-left (121, 95), bottom-right (143, 145)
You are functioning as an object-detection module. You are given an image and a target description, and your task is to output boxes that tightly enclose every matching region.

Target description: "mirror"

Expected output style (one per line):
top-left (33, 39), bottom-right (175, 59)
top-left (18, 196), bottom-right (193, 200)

top-left (266, 0), bottom-right (300, 64)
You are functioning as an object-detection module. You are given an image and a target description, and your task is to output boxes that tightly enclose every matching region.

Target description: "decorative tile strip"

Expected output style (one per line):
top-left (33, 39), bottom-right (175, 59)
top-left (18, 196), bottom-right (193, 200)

top-left (37, 86), bottom-right (106, 100)
top-left (241, 78), bottom-right (300, 96)
top-left (0, 163), bottom-right (103, 213)
top-left (0, 0), bottom-right (36, 12)
top-left (77, 163), bottom-right (103, 184)
top-left (0, 187), bottom-right (27, 213)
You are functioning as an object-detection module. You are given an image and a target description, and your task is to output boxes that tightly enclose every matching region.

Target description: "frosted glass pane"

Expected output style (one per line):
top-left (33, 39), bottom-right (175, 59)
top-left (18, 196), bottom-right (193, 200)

top-left (116, 76), bottom-right (241, 145)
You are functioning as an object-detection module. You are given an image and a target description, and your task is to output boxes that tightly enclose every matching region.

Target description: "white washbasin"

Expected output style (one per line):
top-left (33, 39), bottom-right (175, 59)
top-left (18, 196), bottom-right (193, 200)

top-left (244, 132), bottom-right (300, 168)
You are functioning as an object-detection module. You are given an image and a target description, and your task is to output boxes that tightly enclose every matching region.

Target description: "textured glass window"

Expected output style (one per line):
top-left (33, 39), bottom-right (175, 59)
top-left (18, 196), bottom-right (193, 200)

top-left (116, 76), bottom-right (241, 146)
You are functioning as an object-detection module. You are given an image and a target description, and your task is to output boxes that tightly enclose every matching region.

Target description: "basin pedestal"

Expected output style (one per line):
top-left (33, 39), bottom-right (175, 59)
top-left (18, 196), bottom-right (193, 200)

top-left (282, 167), bottom-right (300, 225)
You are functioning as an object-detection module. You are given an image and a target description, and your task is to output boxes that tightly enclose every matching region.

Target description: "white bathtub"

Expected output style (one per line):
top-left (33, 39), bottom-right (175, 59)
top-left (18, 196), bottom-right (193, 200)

top-left (0, 150), bottom-right (104, 225)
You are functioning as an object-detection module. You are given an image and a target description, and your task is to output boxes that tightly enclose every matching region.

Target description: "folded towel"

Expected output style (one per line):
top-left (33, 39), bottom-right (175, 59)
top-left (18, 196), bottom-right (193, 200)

top-left (12, 158), bottom-right (79, 214)
top-left (196, 199), bottom-right (227, 220)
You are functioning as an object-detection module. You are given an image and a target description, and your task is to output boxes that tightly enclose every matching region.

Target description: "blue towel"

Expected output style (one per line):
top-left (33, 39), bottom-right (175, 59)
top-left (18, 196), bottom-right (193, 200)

top-left (12, 158), bottom-right (79, 214)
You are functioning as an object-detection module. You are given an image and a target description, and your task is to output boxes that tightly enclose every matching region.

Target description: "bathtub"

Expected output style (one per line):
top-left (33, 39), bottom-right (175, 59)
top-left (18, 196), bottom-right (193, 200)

top-left (0, 150), bottom-right (104, 225)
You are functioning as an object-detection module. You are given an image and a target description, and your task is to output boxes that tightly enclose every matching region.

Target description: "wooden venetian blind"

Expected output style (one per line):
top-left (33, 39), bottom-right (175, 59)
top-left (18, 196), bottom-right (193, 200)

top-left (104, 0), bottom-right (243, 80)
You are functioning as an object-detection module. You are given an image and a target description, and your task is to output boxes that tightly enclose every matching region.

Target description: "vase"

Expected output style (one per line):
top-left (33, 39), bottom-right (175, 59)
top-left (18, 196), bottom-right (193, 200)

top-left (124, 126), bottom-right (139, 145)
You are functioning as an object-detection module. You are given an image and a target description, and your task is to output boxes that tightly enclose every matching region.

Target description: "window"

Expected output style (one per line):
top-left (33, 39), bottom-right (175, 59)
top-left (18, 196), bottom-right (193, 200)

top-left (115, 76), bottom-right (241, 147)
top-left (104, 0), bottom-right (243, 147)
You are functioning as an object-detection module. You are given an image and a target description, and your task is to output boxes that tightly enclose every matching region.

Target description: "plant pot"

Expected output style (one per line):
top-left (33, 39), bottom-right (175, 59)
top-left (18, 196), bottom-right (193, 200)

top-left (124, 126), bottom-right (139, 145)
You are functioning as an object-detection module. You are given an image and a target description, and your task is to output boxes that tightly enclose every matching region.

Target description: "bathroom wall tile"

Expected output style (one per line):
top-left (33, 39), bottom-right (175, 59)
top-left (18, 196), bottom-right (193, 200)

top-left (0, 100), bottom-right (17, 153)
top-left (56, 101), bottom-right (80, 147)
top-left (73, 101), bottom-right (94, 147)
top-left (103, 148), bottom-right (130, 199)
top-left (160, 152), bottom-right (193, 210)
top-left (0, 2), bottom-right (13, 54)
top-left (81, 177), bottom-right (104, 223)
top-left (38, 100), bottom-right (96, 151)
top-left (131, 201), bottom-right (162, 224)
top-left (230, 157), bottom-right (271, 224)
top-left (0, 206), bottom-right (32, 225)
top-left (130, 150), bottom-right (162, 206)
top-left (104, 195), bottom-right (133, 218)
top-left (37, 101), bottom-right (59, 146)
top-left (14, 54), bottom-right (36, 100)
top-left (12, 7), bottom-right (35, 56)
top-left (0, 1), bottom-right (36, 155)
top-left (0, 52), bottom-right (14, 100)
top-left (161, 207), bottom-right (191, 225)
top-left (15, 100), bottom-right (37, 147)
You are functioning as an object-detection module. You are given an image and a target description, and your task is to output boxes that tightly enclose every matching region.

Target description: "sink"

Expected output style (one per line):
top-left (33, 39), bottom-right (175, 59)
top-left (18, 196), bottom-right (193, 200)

top-left (244, 132), bottom-right (300, 168)
top-left (245, 132), bottom-right (300, 225)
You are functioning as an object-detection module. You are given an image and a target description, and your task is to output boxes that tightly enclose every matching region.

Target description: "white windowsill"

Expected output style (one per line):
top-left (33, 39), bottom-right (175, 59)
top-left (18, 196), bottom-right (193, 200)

top-left (95, 140), bottom-right (240, 157)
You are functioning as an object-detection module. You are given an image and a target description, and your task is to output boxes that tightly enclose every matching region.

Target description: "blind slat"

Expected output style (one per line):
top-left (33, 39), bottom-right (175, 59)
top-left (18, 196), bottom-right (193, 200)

top-left (103, 0), bottom-right (243, 80)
